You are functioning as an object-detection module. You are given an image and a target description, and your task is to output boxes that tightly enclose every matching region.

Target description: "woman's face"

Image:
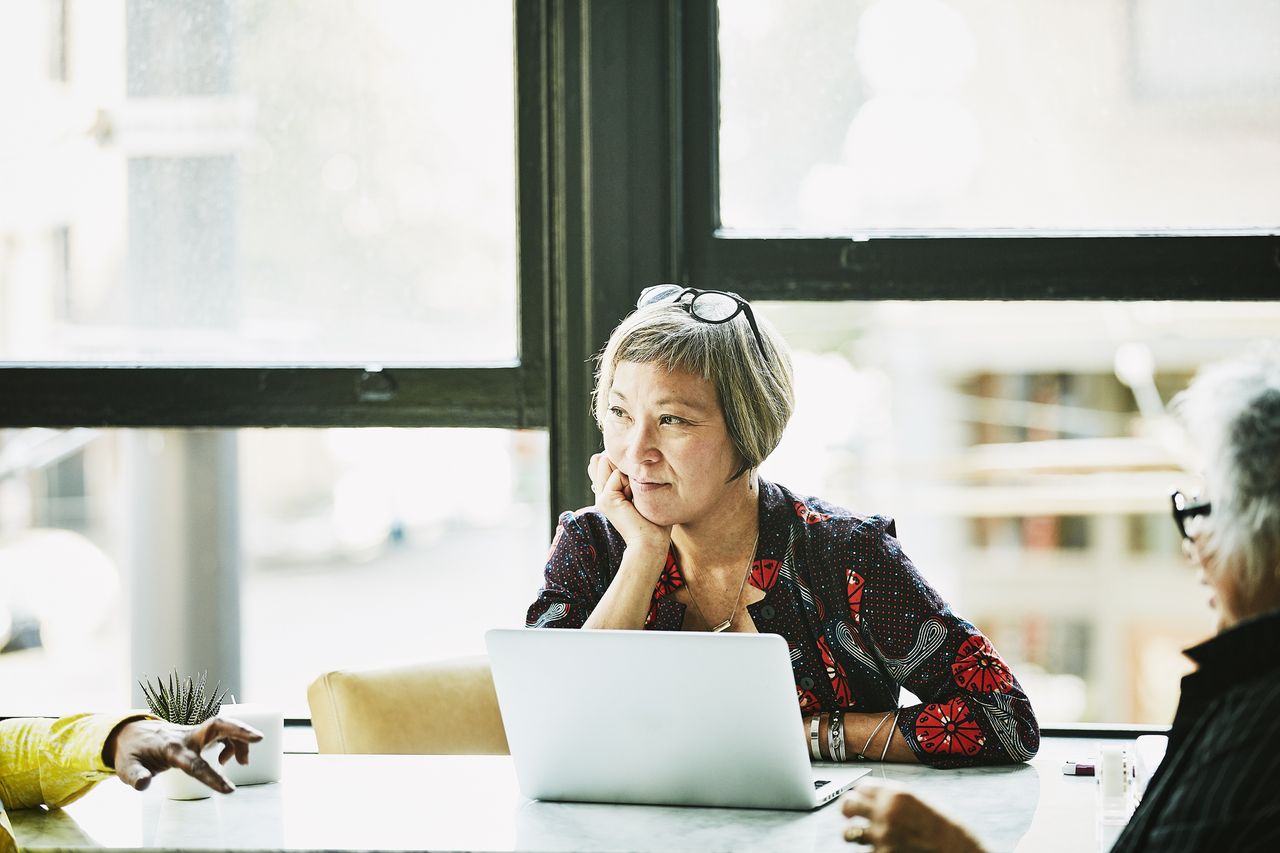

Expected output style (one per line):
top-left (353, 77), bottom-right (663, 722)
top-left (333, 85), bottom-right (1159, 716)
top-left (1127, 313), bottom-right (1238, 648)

top-left (602, 360), bottom-right (744, 528)
top-left (1184, 509), bottom-right (1246, 630)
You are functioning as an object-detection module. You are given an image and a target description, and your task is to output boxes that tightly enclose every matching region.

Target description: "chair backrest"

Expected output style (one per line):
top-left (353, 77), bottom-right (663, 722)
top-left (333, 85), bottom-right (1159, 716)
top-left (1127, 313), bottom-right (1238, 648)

top-left (307, 656), bottom-right (509, 754)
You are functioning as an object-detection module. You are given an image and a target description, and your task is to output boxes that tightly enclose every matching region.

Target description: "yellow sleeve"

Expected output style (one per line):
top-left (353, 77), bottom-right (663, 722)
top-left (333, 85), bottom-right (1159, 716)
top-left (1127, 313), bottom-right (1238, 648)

top-left (0, 713), bottom-right (149, 811)
top-left (0, 804), bottom-right (14, 853)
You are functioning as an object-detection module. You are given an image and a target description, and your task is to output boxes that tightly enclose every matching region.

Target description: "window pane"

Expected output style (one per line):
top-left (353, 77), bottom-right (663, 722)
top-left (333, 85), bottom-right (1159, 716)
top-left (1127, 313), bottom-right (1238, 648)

top-left (758, 300), bottom-right (1280, 724)
top-left (718, 0), bottom-right (1280, 233)
top-left (0, 0), bottom-right (516, 364)
top-left (0, 427), bottom-right (547, 717)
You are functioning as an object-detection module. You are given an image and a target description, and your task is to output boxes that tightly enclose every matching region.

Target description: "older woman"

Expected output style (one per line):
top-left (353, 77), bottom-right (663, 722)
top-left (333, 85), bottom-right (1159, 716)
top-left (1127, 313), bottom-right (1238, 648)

top-left (526, 285), bottom-right (1039, 768)
top-left (840, 348), bottom-right (1280, 850)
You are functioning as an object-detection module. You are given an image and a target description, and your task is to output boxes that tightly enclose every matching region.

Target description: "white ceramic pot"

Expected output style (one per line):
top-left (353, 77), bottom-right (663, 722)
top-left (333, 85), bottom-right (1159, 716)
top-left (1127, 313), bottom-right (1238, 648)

top-left (218, 704), bottom-right (284, 786)
top-left (156, 744), bottom-right (223, 801)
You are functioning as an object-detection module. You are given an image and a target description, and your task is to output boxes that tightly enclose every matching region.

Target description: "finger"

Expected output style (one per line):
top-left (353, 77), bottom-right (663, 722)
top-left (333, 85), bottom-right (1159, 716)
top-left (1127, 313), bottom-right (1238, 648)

top-left (841, 789), bottom-right (874, 819)
top-left (118, 758), bottom-right (154, 791)
top-left (843, 822), bottom-right (871, 845)
top-left (218, 741), bottom-right (235, 766)
top-left (192, 716), bottom-right (264, 748)
top-left (588, 454), bottom-right (602, 492)
top-left (602, 467), bottom-right (628, 500)
top-left (594, 452), bottom-right (615, 476)
top-left (174, 749), bottom-right (235, 795)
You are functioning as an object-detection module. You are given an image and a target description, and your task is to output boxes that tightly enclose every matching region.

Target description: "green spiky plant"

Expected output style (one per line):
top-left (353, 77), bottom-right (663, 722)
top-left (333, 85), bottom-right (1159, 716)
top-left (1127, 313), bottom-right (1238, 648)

top-left (138, 670), bottom-right (229, 725)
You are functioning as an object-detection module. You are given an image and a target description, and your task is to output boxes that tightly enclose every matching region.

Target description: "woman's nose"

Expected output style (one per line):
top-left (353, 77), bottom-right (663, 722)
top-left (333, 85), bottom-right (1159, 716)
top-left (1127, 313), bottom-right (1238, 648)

top-left (624, 422), bottom-right (660, 463)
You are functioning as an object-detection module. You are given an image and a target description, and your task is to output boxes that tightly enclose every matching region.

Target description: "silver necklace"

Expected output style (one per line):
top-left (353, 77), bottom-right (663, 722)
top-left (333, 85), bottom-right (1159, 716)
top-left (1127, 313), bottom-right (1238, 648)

top-left (684, 532), bottom-right (759, 633)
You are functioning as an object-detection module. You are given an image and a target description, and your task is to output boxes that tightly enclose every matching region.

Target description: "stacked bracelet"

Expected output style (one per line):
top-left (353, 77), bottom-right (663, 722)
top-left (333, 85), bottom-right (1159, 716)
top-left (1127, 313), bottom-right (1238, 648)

top-left (827, 709), bottom-right (846, 762)
top-left (808, 714), bottom-right (823, 761)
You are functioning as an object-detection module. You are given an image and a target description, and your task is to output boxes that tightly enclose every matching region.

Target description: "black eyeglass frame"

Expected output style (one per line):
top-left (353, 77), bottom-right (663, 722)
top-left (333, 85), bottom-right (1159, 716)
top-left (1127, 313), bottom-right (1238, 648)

top-left (637, 285), bottom-right (768, 360)
top-left (1170, 490), bottom-right (1212, 541)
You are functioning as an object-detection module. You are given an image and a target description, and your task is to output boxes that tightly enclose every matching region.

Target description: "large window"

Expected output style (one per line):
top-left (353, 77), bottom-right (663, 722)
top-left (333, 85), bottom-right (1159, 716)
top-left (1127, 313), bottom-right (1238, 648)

top-left (719, 0), bottom-right (1280, 233)
top-left (705, 0), bottom-right (1280, 726)
top-left (760, 300), bottom-right (1280, 723)
top-left (1, 0), bottom-right (541, 717)
top-left (1, 0), bottom-right (517, 365)
top-left (0, 427), bottom-right (546, 717)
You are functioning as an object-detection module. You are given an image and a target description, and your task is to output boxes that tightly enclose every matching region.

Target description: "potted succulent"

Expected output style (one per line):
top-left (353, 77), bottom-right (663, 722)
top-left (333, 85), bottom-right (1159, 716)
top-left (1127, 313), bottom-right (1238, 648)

top-left (137, 670), bottom-right (229, 800)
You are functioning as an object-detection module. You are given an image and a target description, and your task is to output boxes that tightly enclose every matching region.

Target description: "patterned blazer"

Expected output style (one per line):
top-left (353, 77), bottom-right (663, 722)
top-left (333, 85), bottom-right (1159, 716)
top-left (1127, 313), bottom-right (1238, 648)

top-left (526, 478), bottom-right (1040, 768)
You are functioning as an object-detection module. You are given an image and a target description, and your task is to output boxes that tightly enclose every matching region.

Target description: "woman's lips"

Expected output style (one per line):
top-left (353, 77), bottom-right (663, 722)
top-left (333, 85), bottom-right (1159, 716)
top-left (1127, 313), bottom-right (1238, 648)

top-left (631, 480), bottom-right (669, 493)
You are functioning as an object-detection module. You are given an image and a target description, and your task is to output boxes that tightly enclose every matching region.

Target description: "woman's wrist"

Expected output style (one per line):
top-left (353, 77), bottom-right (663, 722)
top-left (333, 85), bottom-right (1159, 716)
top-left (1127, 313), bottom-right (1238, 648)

top-left (619, 540), bottom-right (671, 580)
top-left (583, 545), bottom-right (670, 629)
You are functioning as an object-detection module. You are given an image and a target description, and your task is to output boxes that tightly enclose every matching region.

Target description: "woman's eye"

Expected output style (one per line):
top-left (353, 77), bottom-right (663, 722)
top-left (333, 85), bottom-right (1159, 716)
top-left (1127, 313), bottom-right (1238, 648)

top-left (608, 406), bottom-right (628, 419)
top-left (659, 414), bottom-right (686, 426)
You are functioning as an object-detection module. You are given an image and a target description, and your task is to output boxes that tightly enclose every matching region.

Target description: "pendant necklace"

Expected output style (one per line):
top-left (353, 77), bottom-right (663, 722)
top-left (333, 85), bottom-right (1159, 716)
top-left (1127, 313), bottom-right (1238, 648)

top-left (685, 532), bottom-right (759, 633)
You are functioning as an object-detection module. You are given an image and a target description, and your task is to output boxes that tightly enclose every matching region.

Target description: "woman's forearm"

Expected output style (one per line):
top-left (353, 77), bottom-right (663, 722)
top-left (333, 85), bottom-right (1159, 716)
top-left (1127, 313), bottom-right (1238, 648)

top-left (581, 545), bottom-right (669, 629)
top-left (842, 710), bottom-right (917, 763)
top-left (803, 710), bottom-right (918, 763)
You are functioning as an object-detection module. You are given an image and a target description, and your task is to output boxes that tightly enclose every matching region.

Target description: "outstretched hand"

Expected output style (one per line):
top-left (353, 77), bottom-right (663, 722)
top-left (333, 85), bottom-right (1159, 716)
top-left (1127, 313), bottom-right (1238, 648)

top-left (107, 716), bottom-right (264, 794)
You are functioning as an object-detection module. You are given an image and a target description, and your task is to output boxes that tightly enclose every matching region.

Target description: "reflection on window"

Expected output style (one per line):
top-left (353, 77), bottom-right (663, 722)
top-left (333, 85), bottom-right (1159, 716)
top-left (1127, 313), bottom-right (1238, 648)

top-left (0, 0), bottom-right (517, 364)
top-left (0, 428), bottom-right (548, 717)
top-left (719, 0), bottom-right (1280, 232)
top-left (759, 301), bottom-right (1280, 724)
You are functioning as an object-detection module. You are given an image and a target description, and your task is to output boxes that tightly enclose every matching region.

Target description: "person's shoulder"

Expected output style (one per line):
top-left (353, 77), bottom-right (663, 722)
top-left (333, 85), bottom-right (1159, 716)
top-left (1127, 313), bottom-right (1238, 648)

top-left (1198, 666), bottom-right (1280, 763)
top-left (1221, 666), bottom-right (1280, 721)
top-left (764, 479), bottom-right (896, 540)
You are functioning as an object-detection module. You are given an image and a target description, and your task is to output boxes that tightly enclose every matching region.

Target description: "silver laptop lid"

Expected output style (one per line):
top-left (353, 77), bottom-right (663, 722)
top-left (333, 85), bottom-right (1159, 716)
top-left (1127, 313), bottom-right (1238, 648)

top-left (486, 628), bottom-right (838, 810)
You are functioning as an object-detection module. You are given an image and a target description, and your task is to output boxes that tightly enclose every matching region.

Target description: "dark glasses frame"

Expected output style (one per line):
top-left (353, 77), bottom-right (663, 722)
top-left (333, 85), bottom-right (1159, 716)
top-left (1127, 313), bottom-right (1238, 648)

top-left (637, 285), bottom-right (767, 360)
top-left (1170, 490), bottom-right (1211, 541)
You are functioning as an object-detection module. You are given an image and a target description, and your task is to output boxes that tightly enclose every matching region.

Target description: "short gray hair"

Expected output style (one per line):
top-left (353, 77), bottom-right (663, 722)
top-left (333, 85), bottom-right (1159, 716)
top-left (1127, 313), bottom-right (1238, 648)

top-left (1173, 346), bottom-right (1280, 602)
top-left (592, 295), bottom-right (796, 480)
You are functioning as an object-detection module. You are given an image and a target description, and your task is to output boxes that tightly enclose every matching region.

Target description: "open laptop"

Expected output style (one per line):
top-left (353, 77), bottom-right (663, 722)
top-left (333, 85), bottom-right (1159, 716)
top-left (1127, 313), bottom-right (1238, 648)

top-left (485, 628), bottom-right (869, 810)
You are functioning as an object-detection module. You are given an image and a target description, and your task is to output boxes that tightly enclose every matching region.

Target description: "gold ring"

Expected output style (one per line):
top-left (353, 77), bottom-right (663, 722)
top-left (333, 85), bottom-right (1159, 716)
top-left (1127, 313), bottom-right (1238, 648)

top-left (844, 824), bottom-right (866, 844)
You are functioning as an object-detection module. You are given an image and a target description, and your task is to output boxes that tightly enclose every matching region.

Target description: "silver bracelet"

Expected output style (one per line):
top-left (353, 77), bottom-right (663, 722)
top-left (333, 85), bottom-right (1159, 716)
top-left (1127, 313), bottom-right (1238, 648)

top-left (809, 714), bottom-right (822, 761)
top-left (856, 710), bottom-right (892, 760)
top-left (879, 709), bottom-right (901, 762)
top-left (828, 709), bottom-right (845, 763)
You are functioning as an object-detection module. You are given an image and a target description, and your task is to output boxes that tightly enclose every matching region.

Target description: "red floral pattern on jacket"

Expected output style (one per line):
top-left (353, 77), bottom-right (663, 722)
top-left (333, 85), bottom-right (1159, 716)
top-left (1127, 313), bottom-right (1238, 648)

top-left (952, 634), bottom-right (1015, 693)
top-left (527, 479), bottom-right (1039, 768)
top-left (916, 697), bottom-right (986, 757)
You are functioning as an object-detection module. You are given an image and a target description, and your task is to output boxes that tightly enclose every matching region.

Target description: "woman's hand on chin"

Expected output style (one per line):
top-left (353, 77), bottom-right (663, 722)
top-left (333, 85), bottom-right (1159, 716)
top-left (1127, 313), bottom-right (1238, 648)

top-left (589, 453), bottom-right (671, 553)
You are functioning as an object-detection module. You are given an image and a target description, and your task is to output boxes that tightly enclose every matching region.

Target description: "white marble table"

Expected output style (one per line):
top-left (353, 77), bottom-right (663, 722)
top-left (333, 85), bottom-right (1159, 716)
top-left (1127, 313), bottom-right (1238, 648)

top-left (11, 737), bottom-right (1116, 852)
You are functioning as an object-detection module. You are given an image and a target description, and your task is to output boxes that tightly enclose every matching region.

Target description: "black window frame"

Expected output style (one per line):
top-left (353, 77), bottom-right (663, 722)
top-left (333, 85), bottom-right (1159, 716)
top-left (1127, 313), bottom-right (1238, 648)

top-left (681, 1), bottom-right (1280, 303)
top-left (0, 1), bottom-right (551, 433)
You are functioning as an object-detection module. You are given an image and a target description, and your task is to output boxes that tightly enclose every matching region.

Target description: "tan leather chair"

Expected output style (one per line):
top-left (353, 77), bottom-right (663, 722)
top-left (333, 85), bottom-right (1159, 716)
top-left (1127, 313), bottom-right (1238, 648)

top-left (307, 656), bottom-right (509, 754)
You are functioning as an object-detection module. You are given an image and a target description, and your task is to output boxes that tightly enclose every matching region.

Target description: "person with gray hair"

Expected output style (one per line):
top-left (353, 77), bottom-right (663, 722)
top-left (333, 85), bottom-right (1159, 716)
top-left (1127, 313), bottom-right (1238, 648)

top-left (526, 285), bottom-right (1039, 770)
top-left (839, 347), bottom-right (1280, 851)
